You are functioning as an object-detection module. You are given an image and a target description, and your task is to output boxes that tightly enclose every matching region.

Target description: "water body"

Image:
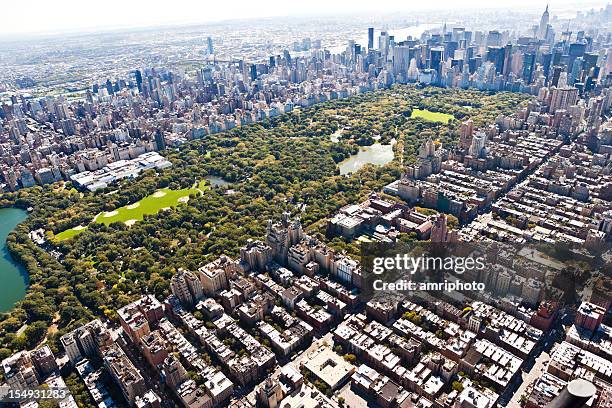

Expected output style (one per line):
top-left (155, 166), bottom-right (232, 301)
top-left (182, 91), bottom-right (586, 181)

top-left (205, 175), bottom-right (232, 187)
top-left (338, 142), bottom-right (396, 175)
top-left (0, 208), bottom-right (28, 313)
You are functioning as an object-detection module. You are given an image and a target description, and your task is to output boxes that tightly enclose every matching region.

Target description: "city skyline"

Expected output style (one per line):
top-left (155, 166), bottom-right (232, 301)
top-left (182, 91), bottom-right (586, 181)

top-left (0, 0), bottom-right (608, 37)
top-left (0, 2), bottom-right (610, 408)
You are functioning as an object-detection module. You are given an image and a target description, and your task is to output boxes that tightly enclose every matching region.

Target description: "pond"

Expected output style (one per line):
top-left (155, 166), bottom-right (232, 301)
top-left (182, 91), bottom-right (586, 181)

top-left (337, 141), bottom-right (396, 175)
top-left (205, 175), bottom-right (232, 187)
top-left (0, 207), bottom-right (28, 312)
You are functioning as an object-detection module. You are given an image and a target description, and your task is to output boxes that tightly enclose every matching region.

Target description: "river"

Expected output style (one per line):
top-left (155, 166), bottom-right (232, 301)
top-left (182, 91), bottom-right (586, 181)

top-left (0, 208), bottom-right (28, 313)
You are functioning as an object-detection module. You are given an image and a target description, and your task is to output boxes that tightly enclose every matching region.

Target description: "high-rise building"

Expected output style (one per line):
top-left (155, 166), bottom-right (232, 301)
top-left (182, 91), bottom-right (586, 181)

top-left (549, 87), bottom-right (579, 113)
top-left (538, 5), bottom-right (550, 39)
top-left (429, 47), bottom-right (444, 79)
top-left (368, 27), bottom-right (374, 50)
top-left (154, 129), bottom-right (166, 151)
top-left (568, 42), bottom-right (586, 75)
top-left (207, 37), bottom-right (214, 55)
top-left (486, 30), bottom-right (502, 46)
top-left (134, 70), bottom-right (143, 93)
top-left (459, 119), bottom-right (474, 150)
top-left (198, 257), bottom-right (231, 295)
top-left (171, 269), bottom-right (203, 307)
top-left (522, 53), bottom-right (536, 83)
top-left (486, 46), bottom-right (505, 74)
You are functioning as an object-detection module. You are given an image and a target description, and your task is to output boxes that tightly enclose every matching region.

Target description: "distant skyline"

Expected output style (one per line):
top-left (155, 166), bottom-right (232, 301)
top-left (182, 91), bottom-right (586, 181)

top-left (1, 0), bottom-right (608, 37)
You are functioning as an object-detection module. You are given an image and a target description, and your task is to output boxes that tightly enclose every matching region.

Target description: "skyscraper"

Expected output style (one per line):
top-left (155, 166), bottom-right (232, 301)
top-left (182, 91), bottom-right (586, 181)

top-left (429, 47), bottom-right (444, 77)
top-left (538, 5), bottom-right (550, 39)
top-left (522, 53), bottom-right (536, 83)
top-left (155, 129), bottom-right (166, 151)
top-left (207, 37), bottom-right (214, 55)
top-left (134, 70), bottom-right (143, 93)
top-left (368, 27), bottom-right (374, 50)
top-left (486, 46), bottom-right (505, 74)
top-left (549, 86), bottom-right (579, 113)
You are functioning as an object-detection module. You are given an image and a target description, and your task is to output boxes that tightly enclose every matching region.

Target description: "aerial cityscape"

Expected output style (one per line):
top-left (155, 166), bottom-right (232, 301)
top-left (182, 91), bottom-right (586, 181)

top-left (0, 1), bottom-right (611, 408)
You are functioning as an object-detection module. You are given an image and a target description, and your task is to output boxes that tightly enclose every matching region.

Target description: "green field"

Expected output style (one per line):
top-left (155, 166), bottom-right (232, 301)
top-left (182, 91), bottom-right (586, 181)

top-left (54, 182), bottom-right (207, 241)
top-left (410, 108), bottom-right (454, 124)
top-left (55, 226), bottom-right (88, 241)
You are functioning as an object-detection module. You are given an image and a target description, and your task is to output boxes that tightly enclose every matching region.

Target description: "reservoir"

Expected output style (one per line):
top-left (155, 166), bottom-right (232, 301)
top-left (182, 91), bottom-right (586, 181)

top-left (0, 208), bottom-right (28, 313)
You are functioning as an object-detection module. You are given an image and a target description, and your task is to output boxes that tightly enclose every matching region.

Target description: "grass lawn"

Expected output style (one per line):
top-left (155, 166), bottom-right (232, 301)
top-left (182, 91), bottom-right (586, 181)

top-left (55, 225), bottom-right (88, 241)
top-left (410, 108), bottom-right (454, 124)
top-left (54, 182), bottom-right (208, 241)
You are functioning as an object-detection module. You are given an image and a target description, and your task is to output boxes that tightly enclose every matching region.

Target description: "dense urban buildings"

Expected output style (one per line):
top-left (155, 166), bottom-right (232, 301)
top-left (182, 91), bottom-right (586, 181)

top-left (0, 2), bottom-right (611, 408)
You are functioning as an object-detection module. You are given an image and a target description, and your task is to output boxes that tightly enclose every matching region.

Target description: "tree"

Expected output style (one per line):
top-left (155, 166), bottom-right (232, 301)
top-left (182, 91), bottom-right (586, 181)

top-left (452, 381), bottom-right (464, 392)
top-left (343, 354), bottom-right (357, 363)
top-left (22, 321), bottom-right (49, 350)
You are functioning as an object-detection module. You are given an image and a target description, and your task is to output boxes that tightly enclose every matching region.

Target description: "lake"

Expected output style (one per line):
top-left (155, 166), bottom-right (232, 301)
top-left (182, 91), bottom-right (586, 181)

top-left (338, 142), bottom-right (396, 175)
top-left (0, 208), bottom-right (28, 313)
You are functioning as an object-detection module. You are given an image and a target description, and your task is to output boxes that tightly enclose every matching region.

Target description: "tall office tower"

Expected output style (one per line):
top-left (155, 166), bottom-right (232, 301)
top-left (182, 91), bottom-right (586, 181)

top-left (207, 37), bottom-right (214, 54)
top-left (393, 46), bottom-right (411, 76)
top-left (134, 70), bottom-right (143, 93)
top-left (550, 65), bottom-right (564, 86)
top-left (407, 58), bottom-right (419, 81)
top-left (557, 72), bottom-right (568, 88)
top-left (250, 64), bottom-right (257, 81)
top-left (582, 52), bottom-right (598, 74)
top-left (368, 27), bottom-right (374, 50)
top-left (347, 40), bottom-right (356, 63)
top-left (486, 30), bottom-right (502, 46)
top-left (154, 129), bottom-right (166, 151)
top-left (429, 47), bottom-right (444, 78)
top-left (502, 44), bottom-right (513, 77)
top-left (568, 42), bottom-right (586, 75)
top-left (469, 131), bottom-right (487, 158)
top-left (444, 41), bottom-right (458, 60)
top-left (522, 53), bottom-right (536, 83)
top-left (464, 31), bottom-right (472, 44)
top-left (538, 5), bottom-right (550, 39)
top-left (486, 46), bottom-right (505, 74)
top-left (452, 27), bottom-right (464, 42)
top-left (541, 52), bottom-right (552, 80)
top-left (569, 57), bottom-right (583, 84)
top-left (549, 86), bottom-right (579, 113)
top-left (379, 31), bottom-right (390, 60)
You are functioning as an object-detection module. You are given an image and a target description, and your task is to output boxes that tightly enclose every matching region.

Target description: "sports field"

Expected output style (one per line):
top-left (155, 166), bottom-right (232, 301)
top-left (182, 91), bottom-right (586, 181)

top-left (55, 182), bottom-right (207, 241)
top-left (410, 108), bottom-right (454, 124)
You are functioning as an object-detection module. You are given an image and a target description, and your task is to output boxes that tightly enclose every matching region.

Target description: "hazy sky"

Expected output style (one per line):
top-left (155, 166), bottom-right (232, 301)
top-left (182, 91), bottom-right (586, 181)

top-left (0, 0), bottom-right (606, 36)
